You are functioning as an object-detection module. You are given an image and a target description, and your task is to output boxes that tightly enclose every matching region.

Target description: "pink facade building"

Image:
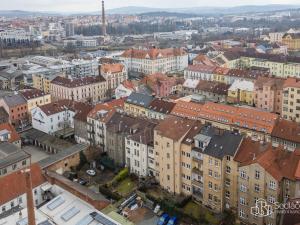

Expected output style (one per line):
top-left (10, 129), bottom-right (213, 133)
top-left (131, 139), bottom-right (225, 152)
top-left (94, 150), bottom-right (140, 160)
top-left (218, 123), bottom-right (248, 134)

top-left (143, 73), bottom-right (177, 97)
top-left (254, 77), bottom-right (284, 114)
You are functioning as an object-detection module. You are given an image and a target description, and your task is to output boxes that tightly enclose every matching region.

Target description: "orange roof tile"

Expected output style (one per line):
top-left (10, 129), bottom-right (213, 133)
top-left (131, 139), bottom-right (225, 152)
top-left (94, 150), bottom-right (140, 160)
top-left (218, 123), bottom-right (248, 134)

top-left (100, 63), bottom-right (125, 74)
top-left (0, 163), bottom-right (46, 205)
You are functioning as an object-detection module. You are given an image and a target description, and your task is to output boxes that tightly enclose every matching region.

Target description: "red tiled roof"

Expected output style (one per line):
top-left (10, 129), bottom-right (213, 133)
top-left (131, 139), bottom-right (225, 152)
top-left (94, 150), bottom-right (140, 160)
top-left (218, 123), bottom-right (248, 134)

top-left (283, 77), bottom-right (300, 88)
top-left (0, 163), bottom-right (47, 206)
top-left (271, 119), bottom-right (300, 144)
top-left (186, 64), bottom-right (217, 73)
top-left (0, 122), bottom-right (20, 143)
top-left (51, 76), bottom-right (106, 88)
top-left (193, 54), bottom-right (216, 66)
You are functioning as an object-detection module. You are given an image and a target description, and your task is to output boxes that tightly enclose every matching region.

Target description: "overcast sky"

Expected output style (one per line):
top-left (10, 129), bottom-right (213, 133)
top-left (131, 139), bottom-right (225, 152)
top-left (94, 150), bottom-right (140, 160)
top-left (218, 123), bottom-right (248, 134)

top-left (2, 0), bottom-right (300, 12)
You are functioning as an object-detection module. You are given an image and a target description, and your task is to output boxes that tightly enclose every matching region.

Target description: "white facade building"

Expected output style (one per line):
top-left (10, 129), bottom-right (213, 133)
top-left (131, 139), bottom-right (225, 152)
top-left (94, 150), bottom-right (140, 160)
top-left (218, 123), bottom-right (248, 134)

top-left (119, 48), bottom-right (188, 74)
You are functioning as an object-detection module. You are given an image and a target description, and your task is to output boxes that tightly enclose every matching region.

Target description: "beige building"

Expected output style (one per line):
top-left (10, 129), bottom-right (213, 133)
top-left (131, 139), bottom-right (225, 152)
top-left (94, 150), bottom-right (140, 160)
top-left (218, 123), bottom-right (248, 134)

top-left (50, 76), bottom-right (107, 103)
top-left (33, 73), bottom-right (61, 94)
top-left (282, 78), bottom-right (300, 122)
top-left (154, 116), bottom-right (198, 194)
top-left (100, 63), bottom-right (128, 90)
top-left (20, 88), bottom-right (51, 114)
top-left (234, 139), bottom-right (300, 225)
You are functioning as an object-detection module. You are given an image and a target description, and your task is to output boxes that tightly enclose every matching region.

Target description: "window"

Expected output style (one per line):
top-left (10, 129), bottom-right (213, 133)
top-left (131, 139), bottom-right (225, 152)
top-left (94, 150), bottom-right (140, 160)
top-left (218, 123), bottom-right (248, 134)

top-left (268, 196), bottom-right (275, 204)
top-left (239, 209), bottom-right (245, 218)
top-left (167, 175), bottom-right (170, 181)
top-left (255, 170), bottom-right (260, 179)
top-left (209, 158), bottom-right (213, 165)
top-left (254, 184), bottom-right (260, 192)
top-left (226, 166), bottom-right (231, 174)
top-left (214, 184), bottom-right (218, 191)
top-left (225, 191), bottom-right (230, 199)
top-left (269, 181), bottom-right (276, 190)
top-left (226, 156), bottom-right (231, 161)
top-left (166, 153), bottom-right (170, 158)
top-left (208, 181), bottom-right (212, 189)
top-left (240, 170), bottom-right (246, 179)
top-left (240, 184), bottom-right (247, 192)
top-left (2, 206), bottom-right (5, 212)
top-left (215, 160), bottom-right (219, 167)
top-left (208, 169), bottom-right (212, 176)
top-left (208, 194), bottom-right (213, 201)
top-left (225, 178), bottom-right (231, 187)
top-left (240, 197), bottom-right (246, 205)
top-left (10, 201), bottom-right (14, 207)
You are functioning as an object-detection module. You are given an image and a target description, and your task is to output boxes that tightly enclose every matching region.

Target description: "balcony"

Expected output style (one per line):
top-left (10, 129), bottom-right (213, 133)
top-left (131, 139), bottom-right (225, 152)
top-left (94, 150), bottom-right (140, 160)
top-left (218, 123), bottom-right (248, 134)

top-left (192, 187), bottom-right (203, 201)
top-left (192, 179), bottom-right (203, 187)
top-left (192, 167), bottom-right (203, 176)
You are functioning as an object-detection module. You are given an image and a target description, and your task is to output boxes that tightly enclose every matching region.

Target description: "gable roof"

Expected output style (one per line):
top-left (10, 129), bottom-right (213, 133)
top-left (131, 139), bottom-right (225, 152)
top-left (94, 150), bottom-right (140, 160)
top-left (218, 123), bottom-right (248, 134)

top-left (0, 122), bottom-right (20, 143)
top-left (148, 99), bottom-right (176, 114)
top-left (20, 88), bottom-right (48, 100)
top-left (121, 48), bottom-right (186, 59)
top-left (100, 63), bottom-right (125, 74)
top-left (0, 163), bottom-right (46, 206)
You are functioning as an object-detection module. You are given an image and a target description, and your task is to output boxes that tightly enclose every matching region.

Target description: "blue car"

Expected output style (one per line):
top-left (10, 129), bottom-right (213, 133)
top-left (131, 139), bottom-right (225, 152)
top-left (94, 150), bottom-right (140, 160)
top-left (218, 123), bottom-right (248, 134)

top-left (167, 216), bottom-right (178, 225)
top-left (157, 213), bottom-right (170, 225)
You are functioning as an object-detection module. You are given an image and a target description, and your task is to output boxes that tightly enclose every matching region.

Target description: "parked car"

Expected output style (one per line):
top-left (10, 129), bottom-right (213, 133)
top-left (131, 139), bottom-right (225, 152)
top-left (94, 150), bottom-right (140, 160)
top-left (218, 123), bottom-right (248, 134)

top-left (167, 217), bottom-right (178, 225)
top-left (78, 178), bottom-right (88, 186)
top-left (157, 213), bottom-right (170, 225)
top-left (86, 169), bottom-right (96, 176)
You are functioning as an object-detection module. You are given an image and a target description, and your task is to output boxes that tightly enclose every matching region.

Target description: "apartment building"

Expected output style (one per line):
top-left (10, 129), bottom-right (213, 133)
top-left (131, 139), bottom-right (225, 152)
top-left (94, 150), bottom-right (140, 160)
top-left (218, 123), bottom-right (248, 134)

top-left (50, 75), bottom-right (107, 103)
top-left (124, 92), bottom-right (154, 117)
top-left (20, 88), bottom-right (52, 115)
top-left (31, 100), bottom-right (91, 135)
top-left (106, 113), bottom-right (151, 166)
top-left (228, 80), bottom-right (254, 105)
top-left (192, 126), bottom-right (243, 213)
top-left (172, 101), bottom-right (279, 142)
top-left (142, 73), bottom-right (177, 97)
top-left (235, 141), bottom-right (300, 225)
top-left (254, 76), bottom-right (284, 114)
top-left (125, 122), bottom-right (157, 177)
top-left (32, 73), bottom-right (60, 94)
top-left (147, 99), bottom-right (176, 120)
top-left (87, 99), bottom-right (125, 151)
top-left (184, 65), bottom-right (216, 81)
top-left (154, 116), bottom-right (198, 194)
top-left (100, 63), bottom-right (128, 90)
top-left (119, 48), bottom-right (188, 74)
top-left (282, 78), bottom-right (300, 122)
top-left (0, 94), bottom-right (28, 127)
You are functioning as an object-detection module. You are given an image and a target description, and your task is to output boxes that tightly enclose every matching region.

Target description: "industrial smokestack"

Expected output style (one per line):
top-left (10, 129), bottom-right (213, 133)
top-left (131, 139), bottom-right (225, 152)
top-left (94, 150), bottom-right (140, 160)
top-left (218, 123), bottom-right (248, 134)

top-left (102, 0), bottom-right (107, 36)
top-left (22, 169), bottom-right (36, 225)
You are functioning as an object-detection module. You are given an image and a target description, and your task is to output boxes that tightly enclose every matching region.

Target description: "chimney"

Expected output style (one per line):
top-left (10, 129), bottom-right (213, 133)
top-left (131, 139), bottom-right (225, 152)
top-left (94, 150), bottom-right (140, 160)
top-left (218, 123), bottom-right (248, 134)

top-left (23, 169), bottom-right (36, 225)
top-left (101, 0), bottom-right (107, 36)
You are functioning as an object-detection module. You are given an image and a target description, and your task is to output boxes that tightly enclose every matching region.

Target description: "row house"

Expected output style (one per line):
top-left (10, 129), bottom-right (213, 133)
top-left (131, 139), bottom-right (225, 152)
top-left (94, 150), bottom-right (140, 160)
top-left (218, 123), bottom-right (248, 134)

top-left (31, 100), bottom-right (91, 135)
top-left (119, 48), bottom-right (188, 74)
top-left (100, 63), bottom-right (128, 91)
top-left (228, 80), bottom-right (255, 105)
top-left (50, 76), bottom-right (107, 103)
top-left (106, 112), bottom-right (155, 166)
top-left (183, 79), bottom-right (229, 103)
top-left (254, 76), bottom-right (284, 114)
top-left (142, 73), bottom-right (177, 97)
top-left (147, 98), bottom-right (176, 120)
top-left (87, 99), bottom-right (125, 151)
top-left (0, 94), bottom-right (28, 127)
top-left (282, 78), bottom-right (300, 122)
top-left (125, 122), bottom-right (157, 177)
top-left (184, 65), bottom-right (216, 81)
top-left (171, 101), bottom-right (279, 142)
top-left (20, 88), bottom-right (52, 115)
top-left (235, 140), bottom-right (300, 225)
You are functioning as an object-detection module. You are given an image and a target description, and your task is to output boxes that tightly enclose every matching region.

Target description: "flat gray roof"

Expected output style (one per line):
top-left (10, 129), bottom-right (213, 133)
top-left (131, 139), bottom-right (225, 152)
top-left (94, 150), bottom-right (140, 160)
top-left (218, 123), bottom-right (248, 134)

top-left (0, 143), bottom-right (29, 169)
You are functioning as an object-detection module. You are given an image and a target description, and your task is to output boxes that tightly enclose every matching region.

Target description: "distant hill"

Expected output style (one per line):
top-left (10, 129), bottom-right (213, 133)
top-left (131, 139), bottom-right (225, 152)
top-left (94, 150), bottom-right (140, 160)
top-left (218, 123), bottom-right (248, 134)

top-left (0, 4), bottom-right (300, 17)
top-left (107, 4), bottom-right (300, 15)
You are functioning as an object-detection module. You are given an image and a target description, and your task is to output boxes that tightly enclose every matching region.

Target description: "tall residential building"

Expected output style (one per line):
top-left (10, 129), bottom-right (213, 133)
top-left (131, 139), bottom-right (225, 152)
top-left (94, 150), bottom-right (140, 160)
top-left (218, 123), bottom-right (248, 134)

top-left (254, 76), bottom-right (284, 114)
top-left (235, 140), bottom-right (300, 225)
top-left (119, 48), bottom-right (188, 74)
top-left (32, 73), bottom-right (60, 94)
top-left (65, 22), bottom-right (75, 37)
top-left (50, 75), bottom-right (107, 103)
top-left (154, 116), bottom-right (198, 194)
top-left (282, 78), bottom-right (300, 122)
